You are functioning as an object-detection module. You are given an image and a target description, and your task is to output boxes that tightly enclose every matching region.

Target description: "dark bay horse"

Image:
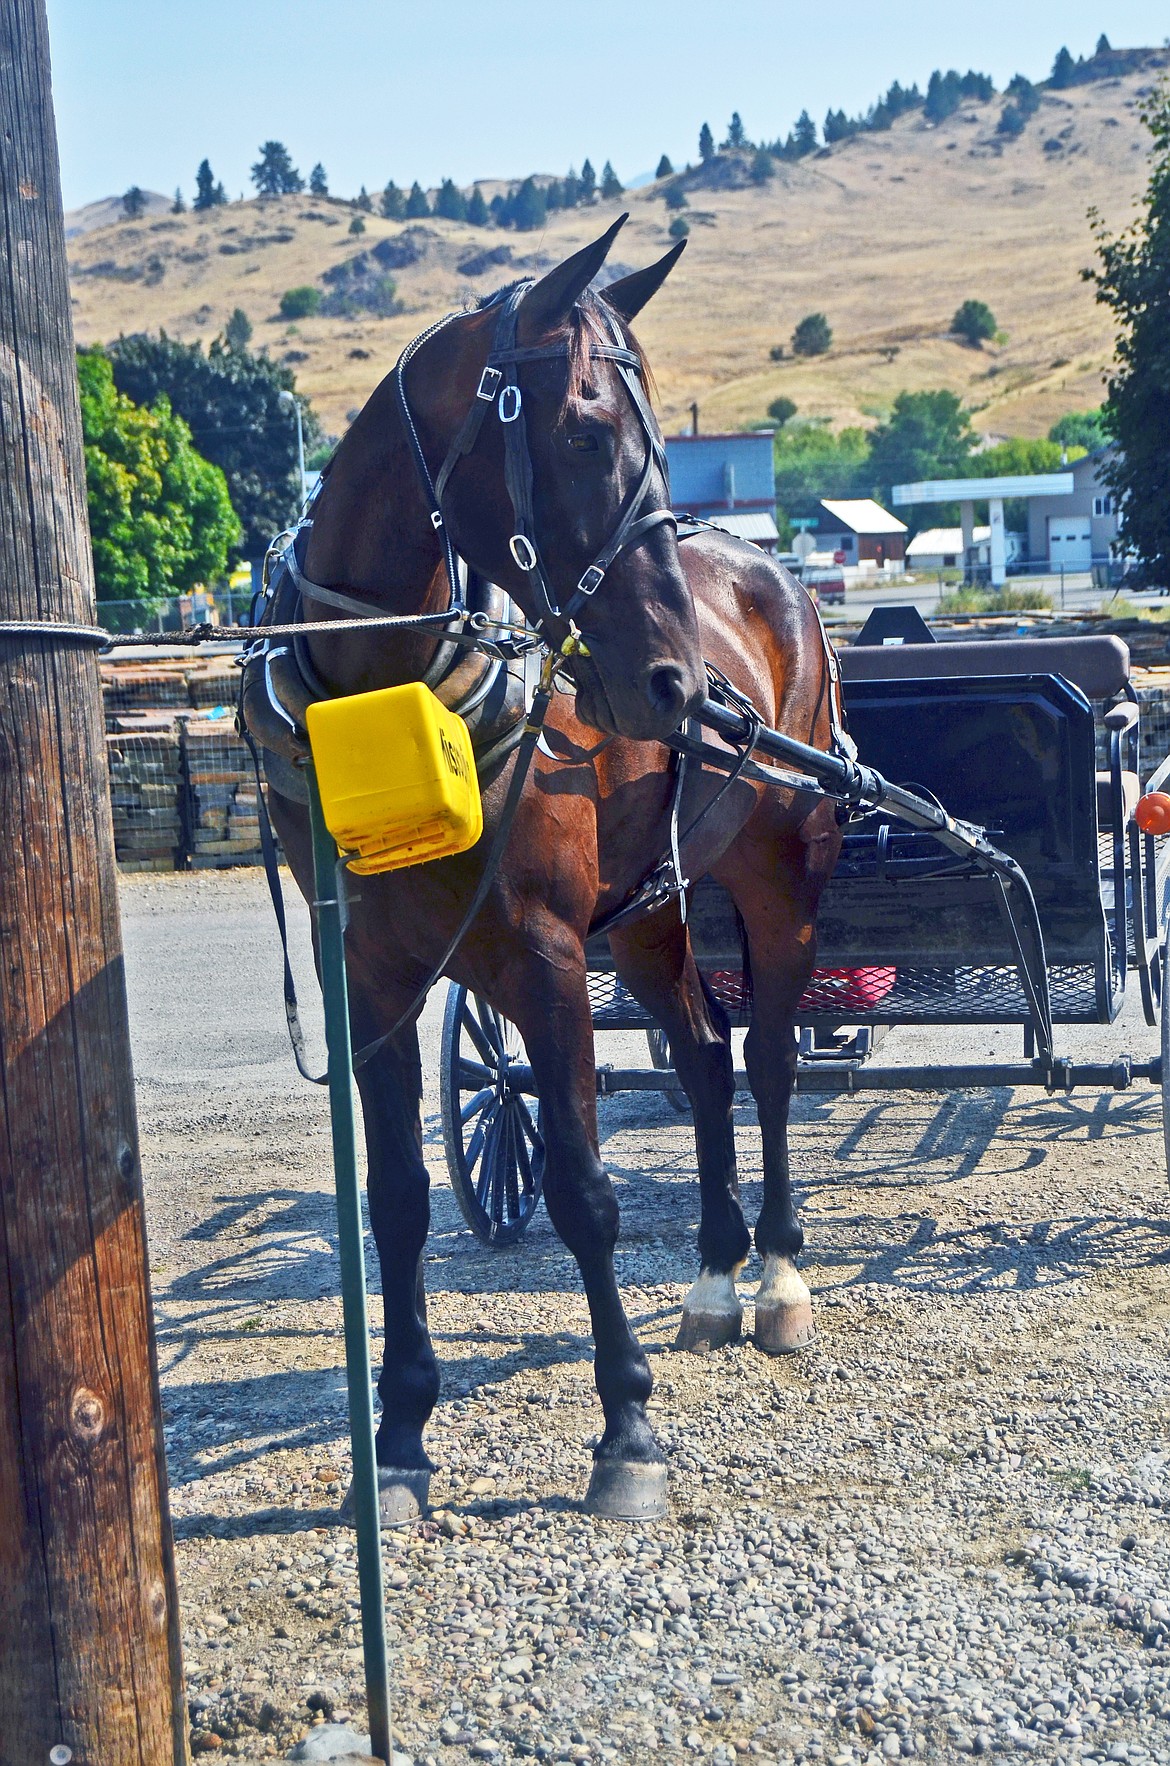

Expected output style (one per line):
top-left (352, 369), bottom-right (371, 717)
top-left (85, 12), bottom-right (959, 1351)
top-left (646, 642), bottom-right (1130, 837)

top-left (257, 221), bottom-right (842, 1520)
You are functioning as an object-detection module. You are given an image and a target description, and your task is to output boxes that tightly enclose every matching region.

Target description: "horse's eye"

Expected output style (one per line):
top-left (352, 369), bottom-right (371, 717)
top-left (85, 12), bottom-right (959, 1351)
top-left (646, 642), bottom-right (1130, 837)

top-left (567, 433), bottom-right (599, 452)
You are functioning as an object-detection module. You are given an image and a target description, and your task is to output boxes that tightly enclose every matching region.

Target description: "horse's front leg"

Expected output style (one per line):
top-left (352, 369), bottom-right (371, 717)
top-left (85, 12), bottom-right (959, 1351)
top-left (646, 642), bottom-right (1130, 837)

top-left (349, 1000), bottom-right (441, 1525)
top-left (509, 933), bottom-right (667, 1519)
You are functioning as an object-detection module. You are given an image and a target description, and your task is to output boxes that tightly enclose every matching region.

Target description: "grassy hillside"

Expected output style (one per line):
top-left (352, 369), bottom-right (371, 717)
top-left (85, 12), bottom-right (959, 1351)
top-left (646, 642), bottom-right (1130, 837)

top-left (67, 57), bottom-right (1167, 442)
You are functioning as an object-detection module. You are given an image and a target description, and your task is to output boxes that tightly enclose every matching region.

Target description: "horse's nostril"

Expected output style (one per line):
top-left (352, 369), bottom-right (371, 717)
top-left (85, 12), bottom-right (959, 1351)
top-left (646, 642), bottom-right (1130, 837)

top-left (644, 664), bottom-right (688, 724)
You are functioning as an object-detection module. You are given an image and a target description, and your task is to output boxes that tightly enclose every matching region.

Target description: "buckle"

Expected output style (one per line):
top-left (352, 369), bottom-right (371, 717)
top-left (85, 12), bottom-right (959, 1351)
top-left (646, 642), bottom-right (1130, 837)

top-left (476, 365), bottom-right (502, 402)
top-left (498, 385), bottom-right (522, 424)
top-left (430, 509), bottom-right (444, 530)
top-left (576, 564), bottom-right (606, 597)
top-left (509, 534), bottom-right (538, 572)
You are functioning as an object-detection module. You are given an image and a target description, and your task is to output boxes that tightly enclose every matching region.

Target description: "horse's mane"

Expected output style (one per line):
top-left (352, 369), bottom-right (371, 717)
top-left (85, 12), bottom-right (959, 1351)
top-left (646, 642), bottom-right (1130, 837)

top-left (477, 279), bottom-right (655, 416)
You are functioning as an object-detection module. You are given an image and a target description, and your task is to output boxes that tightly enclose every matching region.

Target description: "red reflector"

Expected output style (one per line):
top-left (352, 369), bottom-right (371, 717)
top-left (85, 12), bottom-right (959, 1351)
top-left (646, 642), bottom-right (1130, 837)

top-left (1135, 792), bottom-right (1170, 835)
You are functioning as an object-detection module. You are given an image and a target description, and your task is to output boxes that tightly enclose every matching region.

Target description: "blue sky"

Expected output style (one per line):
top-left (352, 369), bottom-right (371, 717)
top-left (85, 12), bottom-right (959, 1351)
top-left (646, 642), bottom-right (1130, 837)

top-left (49, 0), bottom-right (1170, 212)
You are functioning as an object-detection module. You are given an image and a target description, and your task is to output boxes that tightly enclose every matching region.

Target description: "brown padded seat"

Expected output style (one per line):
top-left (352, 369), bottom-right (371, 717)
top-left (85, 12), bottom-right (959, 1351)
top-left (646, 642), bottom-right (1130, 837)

top-left (837, 634), bottom-right (1131, 702)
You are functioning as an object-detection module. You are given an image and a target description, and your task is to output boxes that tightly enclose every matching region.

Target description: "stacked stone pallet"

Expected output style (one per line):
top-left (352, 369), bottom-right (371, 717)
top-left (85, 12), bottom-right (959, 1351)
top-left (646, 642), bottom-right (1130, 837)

top-left (106, 715), bottom-right (183, 871)
top-left (181, 714), bottom-right (265, 869)
top-left (100, 660), bottom-right (192, 727)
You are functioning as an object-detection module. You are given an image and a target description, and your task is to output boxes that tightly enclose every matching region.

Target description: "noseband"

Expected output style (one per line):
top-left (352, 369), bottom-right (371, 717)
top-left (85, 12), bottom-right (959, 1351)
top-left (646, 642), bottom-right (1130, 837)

top-left (394, 284), bottom-right (678, 639)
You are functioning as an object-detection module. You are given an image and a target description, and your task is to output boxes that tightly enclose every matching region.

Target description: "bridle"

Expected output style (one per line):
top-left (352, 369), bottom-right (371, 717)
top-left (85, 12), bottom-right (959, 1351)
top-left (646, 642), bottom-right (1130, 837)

top-left (393, 283), bottom-right (679, 643)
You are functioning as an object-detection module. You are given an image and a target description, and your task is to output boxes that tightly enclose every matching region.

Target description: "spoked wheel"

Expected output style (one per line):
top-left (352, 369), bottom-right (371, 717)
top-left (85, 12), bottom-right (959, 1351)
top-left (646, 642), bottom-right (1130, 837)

top-left (646, 1027), bottom-right (690, 1114)
top-left (440, 984), bottom-right (545, 1245)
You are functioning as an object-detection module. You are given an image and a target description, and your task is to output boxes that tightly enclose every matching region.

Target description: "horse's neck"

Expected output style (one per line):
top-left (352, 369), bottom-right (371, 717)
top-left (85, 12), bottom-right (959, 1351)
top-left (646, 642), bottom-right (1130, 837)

top-left (304, 382), bottom-right (445, 618)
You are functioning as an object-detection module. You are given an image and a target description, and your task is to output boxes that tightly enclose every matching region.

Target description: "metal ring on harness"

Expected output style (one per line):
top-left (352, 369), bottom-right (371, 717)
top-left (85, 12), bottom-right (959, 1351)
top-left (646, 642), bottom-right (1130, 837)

top-left (509, 534), bottom-right (539, 572)
top-left (498, 385), bottom-right (522, 423)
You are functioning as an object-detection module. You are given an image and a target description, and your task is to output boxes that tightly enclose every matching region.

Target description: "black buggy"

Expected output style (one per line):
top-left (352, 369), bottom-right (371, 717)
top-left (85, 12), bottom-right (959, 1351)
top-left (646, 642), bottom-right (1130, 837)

top-left (440, 614), bottom-right (1170, 1244)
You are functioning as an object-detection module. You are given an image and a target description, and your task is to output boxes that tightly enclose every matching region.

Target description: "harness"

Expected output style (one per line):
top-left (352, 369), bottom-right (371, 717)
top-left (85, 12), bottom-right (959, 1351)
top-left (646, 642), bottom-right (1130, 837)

top-left (239, 296), bottom-right (852, 1078)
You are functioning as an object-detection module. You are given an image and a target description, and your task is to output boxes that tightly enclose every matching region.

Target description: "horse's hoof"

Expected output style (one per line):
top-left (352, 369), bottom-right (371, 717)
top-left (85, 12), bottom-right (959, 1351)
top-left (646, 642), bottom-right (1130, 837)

top-left (584, 1458), bottom-right (669, 1520)
top-left (675, 1269), bottom-right (743, 1355)
top-left (754, 1256), bottom-right (815, 1355)
top-left (340, 1466), bottom-right (431, 1529)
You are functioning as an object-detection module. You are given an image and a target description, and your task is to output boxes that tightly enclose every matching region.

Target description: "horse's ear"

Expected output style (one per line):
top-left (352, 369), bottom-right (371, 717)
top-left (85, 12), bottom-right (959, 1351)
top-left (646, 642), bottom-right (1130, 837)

top-left (518, 215), bottom-right (628, 338)
top-left (601, 239), bottom-right (687, 323)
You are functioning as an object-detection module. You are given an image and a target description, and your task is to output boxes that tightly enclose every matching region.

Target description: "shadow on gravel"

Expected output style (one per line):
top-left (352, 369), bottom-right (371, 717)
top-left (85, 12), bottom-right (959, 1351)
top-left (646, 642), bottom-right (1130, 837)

top-left (173, 1504), bottom-right (341, 1541)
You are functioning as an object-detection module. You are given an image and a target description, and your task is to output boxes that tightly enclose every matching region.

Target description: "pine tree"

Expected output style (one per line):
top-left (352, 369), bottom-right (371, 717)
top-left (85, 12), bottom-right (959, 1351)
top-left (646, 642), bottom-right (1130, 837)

top-left (466, 185), bottom-right (489, 227)
top-left (698, 122), bottom-right (715, 161)
top-left (1050, 46), bottom-right (1076, 89)
top-left (511, 177), bottom-right (547, 231)
top-left (224, 307), bottom-right (252, 352)
top-left (194, 159), bottom-right (218, 211)
top-left (725, 111), bottom-right (747, 149)
top-left (655, 154), bottom-right (674, 179)
top-left (580, 159), bottom-right (597, 201)
top-left (355, 185), bottom-right (373, 212)
top-left (251, 141), bottom-right (303, 196)
top-left (309, 163), bottom-right (328, 196)
top-left (664, 184), bottom-right (688, 211)
top-left (171, 187), bottom-right (185, 214)
top-left (434, 178), bottom-right (468, 221)
top-left (380, 180), bottom-right (406, 219)
top-left (122, 186), bottom-right (146, 220)
top-left (793, 111), bottom-right (817, 156)
top-left (1096, 33), bottom-right (1111, 55)
top-left (1088, 85), bottom-right (1170, 579)
top-left (600, 161), bottom-right (623, 199)
top-left (562, 166), bottom-right (582, 207)
top-left (405, 181), bottom-right (430, 218)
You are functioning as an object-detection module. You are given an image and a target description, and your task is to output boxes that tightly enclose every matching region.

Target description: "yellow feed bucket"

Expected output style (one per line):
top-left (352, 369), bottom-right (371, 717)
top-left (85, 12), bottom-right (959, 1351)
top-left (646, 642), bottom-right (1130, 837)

top-left (305, 681), bottom-right (483, 875)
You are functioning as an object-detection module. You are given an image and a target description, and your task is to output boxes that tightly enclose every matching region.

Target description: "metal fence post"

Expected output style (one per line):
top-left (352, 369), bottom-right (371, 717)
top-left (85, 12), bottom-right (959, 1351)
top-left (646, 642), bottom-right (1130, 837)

top-left (307, 769), bottom-right (393, 1765)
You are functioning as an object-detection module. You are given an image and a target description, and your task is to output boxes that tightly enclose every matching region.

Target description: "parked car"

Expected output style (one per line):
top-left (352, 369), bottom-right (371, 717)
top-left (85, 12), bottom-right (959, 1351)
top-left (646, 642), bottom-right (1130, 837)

top-left (801, 563), bottom-right (846, 606)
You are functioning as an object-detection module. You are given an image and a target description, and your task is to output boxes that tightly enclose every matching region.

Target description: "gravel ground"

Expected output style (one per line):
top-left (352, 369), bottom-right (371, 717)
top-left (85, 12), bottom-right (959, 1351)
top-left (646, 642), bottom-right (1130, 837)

top-left (121, 868), bottom-right (1170, 1765)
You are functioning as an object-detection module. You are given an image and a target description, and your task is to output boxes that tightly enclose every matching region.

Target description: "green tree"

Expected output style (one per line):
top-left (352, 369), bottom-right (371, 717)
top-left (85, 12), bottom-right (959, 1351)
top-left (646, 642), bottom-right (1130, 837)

top-left (792, 312), bottom-right (832, 356)
top-left (773, 421), bottom-right (871, 521)
top-left (665, 184), bottom-right (688, 210)
top-left (867, 389), bottom-right (974, 501)
top-left (698, 123), bottom-right (715, 162)
top-left (107, 331), bottom-right (320, 560)
top-left (793, 111), bottom-right (817, 156)
top-left (562, 166), bottom-right (582, 207)
top-left (78, 348), bottom-right (239, 603)
top-left (355, 185), bottom-right (373, 212)
top-left (600, 160), bottom-right (623, 199)
top-left (668, 216), bottom-right (689, 240)
top-left (434, 177), bottom-right (468, 221)
top-left (405, 181), bottom-right (430, 218)
top-left (348, 214), bottom-right (365, 235)
top-left (656, 154), bottom-right (674, 178)
top-left (280, 286), bottom-right (320, 318)
top-left (751, 149), bottom-right (775, 184)
top-left (194, 158), bottom-right (226, 211)
top-left (510, 176), bottom-right (547, 231)
top-left (1088, 85), bottom-right (1170, 579)
top-left (724, 112), bottom-right (747, 149)
top-left (224, 307), bottom-right (252, 352)
top-left (1096, 33), bottom-right (1111, 55)
top-left (580, 158), bottom-right (597, 200)
top-left (251, 140), bottom-right (303, 196)
top-left (466, 185), bottom-right (489, 227)
top-left (951, 298), bottom-right (997, 346)
top-left (1050, 46), bottom-right (1076, 89)
top-left (380, 180), bottom-right (406, 219)
top-left (1048, 408), bottom-right (1107, 452)
top-left (122, 186), bottom-right (146, 220)
top-left (767, 396), bottom-right (797, 427)
top-left (309, 163), bottom-right (328, 196)
top-left (171, 187), bottom-right (185, 215)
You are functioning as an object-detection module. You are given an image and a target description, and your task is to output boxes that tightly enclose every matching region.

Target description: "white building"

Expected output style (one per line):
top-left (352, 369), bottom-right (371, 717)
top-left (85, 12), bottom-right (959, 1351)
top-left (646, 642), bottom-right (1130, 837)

top-left (1026, 447), bottom-right (1120, 568)
top-left (906, 525), bottom-right (1026, 571)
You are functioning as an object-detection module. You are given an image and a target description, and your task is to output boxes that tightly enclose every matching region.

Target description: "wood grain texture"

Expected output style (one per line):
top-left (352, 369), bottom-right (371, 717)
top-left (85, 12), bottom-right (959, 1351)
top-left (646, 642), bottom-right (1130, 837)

top-left (0, 1), bottom-right (186, 1759)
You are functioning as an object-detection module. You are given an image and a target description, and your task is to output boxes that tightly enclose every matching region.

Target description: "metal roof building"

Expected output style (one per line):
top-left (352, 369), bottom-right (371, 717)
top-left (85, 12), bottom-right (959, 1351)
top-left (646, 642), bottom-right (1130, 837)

top-left (665, 430), bottom-right (779, 550)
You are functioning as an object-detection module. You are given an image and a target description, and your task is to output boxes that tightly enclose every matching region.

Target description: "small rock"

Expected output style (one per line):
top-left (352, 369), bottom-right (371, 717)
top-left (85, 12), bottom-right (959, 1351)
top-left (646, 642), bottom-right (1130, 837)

top-left (502, 1653), bottom-right (533, 1678)
top-left (287, 1726), bottom-right (373, 1762)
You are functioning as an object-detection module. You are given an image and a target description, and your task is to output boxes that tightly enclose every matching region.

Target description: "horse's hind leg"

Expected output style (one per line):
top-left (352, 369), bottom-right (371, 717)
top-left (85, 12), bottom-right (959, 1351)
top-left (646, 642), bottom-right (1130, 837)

top-left (350, 1004), bottom-right (441, 1524)
top-left (718, 810), bottom-right (838, 1354)
top-left (609, 911), bottom-right (751, 1353)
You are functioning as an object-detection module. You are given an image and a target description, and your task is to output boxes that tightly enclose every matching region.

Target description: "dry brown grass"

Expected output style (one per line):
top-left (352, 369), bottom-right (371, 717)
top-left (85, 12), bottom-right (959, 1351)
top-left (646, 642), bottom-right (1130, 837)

top-left (67, 66), bottom-right (1162, 439)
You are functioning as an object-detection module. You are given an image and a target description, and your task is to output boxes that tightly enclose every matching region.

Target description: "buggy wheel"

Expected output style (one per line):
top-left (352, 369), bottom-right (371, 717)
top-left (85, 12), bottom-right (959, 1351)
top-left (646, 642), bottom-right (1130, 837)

top-left (440, 984), bottom-right (544, 1246)
top-left (646, 1027), bottom-right (690, 1114)
top-left (1161, 938), bottom-right (1170, 1180)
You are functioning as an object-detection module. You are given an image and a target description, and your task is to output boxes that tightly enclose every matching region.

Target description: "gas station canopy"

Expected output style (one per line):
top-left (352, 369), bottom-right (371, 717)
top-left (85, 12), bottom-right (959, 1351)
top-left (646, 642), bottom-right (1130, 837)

top-left (891, 474), bottom-right (1075, 586)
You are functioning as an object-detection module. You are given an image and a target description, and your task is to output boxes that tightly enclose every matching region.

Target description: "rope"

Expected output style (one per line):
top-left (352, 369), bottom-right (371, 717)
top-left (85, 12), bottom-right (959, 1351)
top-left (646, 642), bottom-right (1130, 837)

top-left (0, 613), bottom-right (543, 654)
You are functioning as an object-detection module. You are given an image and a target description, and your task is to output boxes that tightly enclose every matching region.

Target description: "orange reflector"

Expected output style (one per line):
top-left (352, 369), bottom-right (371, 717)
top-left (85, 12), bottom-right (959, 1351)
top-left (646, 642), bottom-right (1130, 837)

top-left (1135, 792), bottom-right (1170, 835)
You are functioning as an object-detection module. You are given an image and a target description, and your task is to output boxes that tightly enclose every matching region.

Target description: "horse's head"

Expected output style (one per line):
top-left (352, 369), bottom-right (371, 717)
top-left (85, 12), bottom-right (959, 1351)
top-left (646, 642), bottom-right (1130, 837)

top-left (403, 220), bottom-right (704, 742)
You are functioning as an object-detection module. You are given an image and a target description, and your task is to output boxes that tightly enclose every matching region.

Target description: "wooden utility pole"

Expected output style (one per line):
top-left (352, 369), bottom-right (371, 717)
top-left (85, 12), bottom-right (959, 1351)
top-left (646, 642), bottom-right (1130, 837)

top-left (0, 2), bottom-right (187, 1760)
